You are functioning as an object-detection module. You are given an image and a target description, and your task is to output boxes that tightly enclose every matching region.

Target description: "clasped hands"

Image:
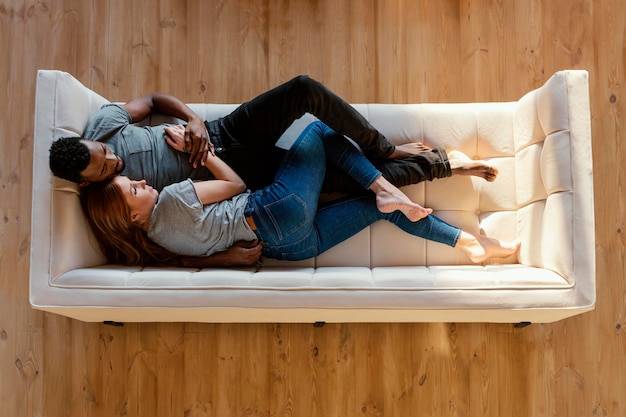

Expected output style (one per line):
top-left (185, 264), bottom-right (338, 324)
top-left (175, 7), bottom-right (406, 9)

top-left (164, 120), bottom-right (214, 168)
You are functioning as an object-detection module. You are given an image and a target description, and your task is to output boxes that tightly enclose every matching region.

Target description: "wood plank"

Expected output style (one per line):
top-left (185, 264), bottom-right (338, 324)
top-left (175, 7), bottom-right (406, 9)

top-left (0, 294), bottom-right (43, 417)
top-left (87, 0), bottom-right (110, 92)
top-left (2, 0), bottom-right (626, 415)
top-left (283, 323), bottom-right (318, 417)
top-left (127, 323), bottom-right (158, 417)
top-left (156, 323), bottom-right (185, 417)
top-left (314, 323), bottom-right (356, 416)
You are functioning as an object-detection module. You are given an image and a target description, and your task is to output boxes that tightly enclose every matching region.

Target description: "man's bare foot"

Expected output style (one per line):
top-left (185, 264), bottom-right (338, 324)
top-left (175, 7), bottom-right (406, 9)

top-left (448, 150), bottom-right (498, 182)
top-left (369, 176), bottom-right (432, 222)
top-left (389, 142), bottom-right (432, 158)
top-left (456, 232), bottom-right (521, 263)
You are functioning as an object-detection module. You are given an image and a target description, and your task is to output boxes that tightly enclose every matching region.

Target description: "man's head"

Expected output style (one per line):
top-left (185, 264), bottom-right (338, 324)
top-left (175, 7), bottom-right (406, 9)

top-left (49, 137), bottom-right (124, 185)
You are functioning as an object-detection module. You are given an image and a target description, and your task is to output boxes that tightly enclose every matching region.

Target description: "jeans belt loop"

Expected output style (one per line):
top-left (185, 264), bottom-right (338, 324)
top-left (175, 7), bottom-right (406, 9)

top-left (205, 119), bottom-right (225, 154)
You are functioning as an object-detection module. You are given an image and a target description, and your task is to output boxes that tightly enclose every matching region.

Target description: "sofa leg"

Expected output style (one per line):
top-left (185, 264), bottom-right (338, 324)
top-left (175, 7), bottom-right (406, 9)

top-left (313, 321), bottom-right (326, 328)
top-left (103, 321), bottom-right (124, 327)
top-left (513, 321), bottom-right (532, 329)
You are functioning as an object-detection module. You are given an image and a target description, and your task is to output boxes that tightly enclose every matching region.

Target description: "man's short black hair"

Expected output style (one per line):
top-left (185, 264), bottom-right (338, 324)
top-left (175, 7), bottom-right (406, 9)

top-left (49, 137), bottom-right (91, 183)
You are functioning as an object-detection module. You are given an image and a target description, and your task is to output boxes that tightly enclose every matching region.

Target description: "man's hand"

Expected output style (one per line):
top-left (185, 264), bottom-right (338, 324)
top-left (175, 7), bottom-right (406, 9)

top-left (222, 240), bottom-right (263, 266)
top-left (165, 123), bottom-right (214, 169)
top-left (175, 240), bottom-right (263, 268)
top-left (185, 117), bottom-right (213, 168)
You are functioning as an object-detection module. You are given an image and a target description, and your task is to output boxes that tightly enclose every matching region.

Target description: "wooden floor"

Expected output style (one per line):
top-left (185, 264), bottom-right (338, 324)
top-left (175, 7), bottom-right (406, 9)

top-left (1, 0), bottom-right (624, 415)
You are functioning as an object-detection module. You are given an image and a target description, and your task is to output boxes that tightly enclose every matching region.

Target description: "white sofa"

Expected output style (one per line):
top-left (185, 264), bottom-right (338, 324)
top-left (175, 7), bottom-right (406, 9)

top-left (30, 69), bottom-right (595, 324)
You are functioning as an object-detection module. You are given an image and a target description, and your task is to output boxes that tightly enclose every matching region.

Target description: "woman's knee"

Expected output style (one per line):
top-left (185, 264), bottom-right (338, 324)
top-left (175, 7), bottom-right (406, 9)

top-left (299, 120), bottom-right (327, 142)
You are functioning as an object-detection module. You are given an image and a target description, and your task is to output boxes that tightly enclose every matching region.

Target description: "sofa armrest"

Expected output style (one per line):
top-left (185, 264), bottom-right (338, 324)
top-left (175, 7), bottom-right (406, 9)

top-left (31, 70), bottom-right (110, 287)
top-left (514, 70), bottom-right (594, 304)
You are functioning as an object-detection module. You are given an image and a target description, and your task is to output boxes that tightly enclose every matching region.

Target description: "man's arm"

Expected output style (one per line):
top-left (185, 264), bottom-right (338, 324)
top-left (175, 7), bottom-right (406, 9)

top-left (157, 240), bottom-right (263, 268)
top-left (123, 92), bottom-right (210, 167)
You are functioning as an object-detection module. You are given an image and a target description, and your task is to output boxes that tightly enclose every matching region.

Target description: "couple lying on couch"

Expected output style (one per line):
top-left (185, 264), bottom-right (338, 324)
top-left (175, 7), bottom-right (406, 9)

top-left (49, 75), bottom-right (519, 268)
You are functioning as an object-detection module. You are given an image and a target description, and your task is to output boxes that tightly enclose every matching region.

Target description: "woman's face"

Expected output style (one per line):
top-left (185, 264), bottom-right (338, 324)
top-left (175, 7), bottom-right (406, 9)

top-left (112, 176), bottom-right (159, 224)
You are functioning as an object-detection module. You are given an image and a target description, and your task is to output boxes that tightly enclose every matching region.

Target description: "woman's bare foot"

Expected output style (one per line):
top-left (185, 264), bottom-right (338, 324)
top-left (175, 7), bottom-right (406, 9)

top-left (456, 232), bottom-right (521, 263)
top-left (389, 142), bottom-right (432, 158)
top-left (369, 176), bottom-right (432, 222)
top-left (448, 150), bottom-right (499, 182)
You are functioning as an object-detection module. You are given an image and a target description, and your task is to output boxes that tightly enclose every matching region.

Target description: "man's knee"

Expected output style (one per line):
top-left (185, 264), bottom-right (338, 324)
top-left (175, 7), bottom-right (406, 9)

top-left (290, 74), bottom-right (321, 95)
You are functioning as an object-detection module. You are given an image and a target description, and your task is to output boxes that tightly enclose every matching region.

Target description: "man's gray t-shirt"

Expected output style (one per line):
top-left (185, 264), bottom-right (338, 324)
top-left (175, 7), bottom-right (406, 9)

top-left (147, 179), bottom-right (257, 257)
top-left (82, 104), bottom-right (212, 191)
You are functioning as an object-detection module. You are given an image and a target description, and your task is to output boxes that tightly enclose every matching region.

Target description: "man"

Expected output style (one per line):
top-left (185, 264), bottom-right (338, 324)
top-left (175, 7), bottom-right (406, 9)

top-left (50, 75), bottom-right (497, 265)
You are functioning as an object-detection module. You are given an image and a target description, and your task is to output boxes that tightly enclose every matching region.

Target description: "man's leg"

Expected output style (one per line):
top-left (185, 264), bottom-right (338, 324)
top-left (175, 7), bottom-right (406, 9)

top-left (224, 145), bottom-right (286, 191)
top-left (320, 148), bottom-right (499, 193)
top-left (321, 147), bottom-right (451, 193)
top-left (447, 150), bottom-right (498, 181)
top-left (220, 75), bottom-right (395, 159)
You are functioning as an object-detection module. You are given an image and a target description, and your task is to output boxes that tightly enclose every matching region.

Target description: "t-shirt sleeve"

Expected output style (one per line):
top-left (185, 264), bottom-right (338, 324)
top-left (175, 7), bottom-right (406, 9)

top-left (149, 179), bottom-right (208, 257)
top-left (82, 104), bottom-right (132, 142)
top-left (158, 179), bottom-right (201, 214)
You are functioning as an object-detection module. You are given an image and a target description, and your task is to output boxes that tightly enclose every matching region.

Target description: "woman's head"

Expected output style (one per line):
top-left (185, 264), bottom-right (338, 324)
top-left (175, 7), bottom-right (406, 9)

top-left (80, 176), bottom-right (171, 266)
top-left (111, 176), bottom-right (159, 226)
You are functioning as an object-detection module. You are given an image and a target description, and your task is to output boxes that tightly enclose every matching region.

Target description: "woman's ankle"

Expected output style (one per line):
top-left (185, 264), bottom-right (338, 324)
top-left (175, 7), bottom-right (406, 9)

top-left (457, 231), bottom-right (520, 263)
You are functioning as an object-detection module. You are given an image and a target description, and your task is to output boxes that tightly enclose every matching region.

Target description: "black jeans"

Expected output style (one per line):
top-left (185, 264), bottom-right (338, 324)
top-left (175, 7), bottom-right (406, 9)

top-left (325, 147), bottom-right (451, 194)
top-left (206, 75), bottom-right (451, 192)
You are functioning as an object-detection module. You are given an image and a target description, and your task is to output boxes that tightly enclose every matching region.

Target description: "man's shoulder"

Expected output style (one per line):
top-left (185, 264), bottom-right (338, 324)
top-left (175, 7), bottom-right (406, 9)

top-left (83, 104), bottom-right (132, 141)
top-left (89, 103), bottom-right (132, 126)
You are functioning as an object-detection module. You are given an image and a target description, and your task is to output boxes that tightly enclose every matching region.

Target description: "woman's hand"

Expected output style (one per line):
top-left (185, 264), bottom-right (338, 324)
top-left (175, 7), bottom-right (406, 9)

top-left (164, 124), bottom-right (187, 152)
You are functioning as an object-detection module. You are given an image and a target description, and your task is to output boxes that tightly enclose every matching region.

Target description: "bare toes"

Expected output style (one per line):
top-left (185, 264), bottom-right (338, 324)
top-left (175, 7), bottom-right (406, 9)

top-left (396, 142), bottom-right (432, 154)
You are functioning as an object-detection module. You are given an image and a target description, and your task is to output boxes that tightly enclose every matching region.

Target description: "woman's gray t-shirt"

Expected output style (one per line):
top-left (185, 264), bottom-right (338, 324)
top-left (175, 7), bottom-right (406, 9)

top-left (146, 179), bottom-right (257, 257)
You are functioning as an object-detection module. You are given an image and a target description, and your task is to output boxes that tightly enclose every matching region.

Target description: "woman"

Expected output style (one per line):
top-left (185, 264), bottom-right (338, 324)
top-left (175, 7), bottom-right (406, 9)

top-left (81, 122), bottom-right (519, 266)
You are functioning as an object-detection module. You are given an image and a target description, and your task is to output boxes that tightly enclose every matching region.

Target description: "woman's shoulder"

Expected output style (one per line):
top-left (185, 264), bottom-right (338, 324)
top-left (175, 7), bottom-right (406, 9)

top-left (156, 179), bottom-right (201, 212)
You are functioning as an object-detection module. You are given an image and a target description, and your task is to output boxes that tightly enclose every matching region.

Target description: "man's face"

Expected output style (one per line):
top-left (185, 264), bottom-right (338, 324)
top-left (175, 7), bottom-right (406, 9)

top-left (79, 140), bottom-right (124, 184)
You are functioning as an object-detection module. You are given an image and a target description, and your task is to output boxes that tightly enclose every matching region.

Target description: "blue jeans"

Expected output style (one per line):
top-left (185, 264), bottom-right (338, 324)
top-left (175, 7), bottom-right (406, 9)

top-left (245, 122), bottom-right (461, 261)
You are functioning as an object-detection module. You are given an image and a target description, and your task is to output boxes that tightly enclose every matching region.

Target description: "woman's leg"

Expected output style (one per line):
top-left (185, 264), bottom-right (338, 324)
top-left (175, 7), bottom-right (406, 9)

top-left (319, 124), bottom-right (432, 221)
top-left (246, 122), bottom-right (328, 252)
top-left (260, 192), bottom-right (459, 260)
top-left (250, 122), bottom-right (519, 261)
top-left (314, 194), bottom-right (460, 255)
top-left (246, 121), bottom-right (428, 259)
top-left (221, 75), bottom-right (395, 159)
top-left (319, 147), bottom-right (452, 193)
top-left (279, 193), bottom-right (518, 263)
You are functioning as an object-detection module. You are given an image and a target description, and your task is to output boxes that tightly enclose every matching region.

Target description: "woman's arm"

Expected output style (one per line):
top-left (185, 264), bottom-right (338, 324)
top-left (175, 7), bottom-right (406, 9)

top-left (193, 155), bottom-right (246, 204)
top-left (164, 124), bottom-right (246, 204)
